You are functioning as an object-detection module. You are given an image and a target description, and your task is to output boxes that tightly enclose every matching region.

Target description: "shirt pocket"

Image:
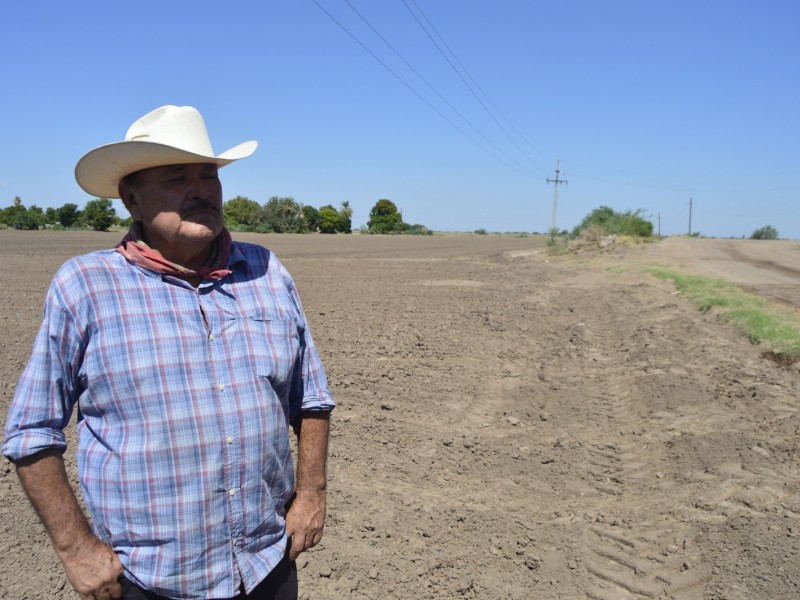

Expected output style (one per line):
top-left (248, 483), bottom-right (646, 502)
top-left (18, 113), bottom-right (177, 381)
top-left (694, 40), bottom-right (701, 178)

top-left (235, 313), bottom-right (300, 396)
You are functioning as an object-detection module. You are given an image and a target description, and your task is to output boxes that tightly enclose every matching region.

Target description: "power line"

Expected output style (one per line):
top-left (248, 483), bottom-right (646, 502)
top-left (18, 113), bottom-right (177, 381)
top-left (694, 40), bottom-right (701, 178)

top-left (341, 0), bottom-right (539, 177)
top-left (309, 0), bottom-right (536, 178)
top-left (402, 0), bottom-right (548, 176)
top-left (568, 170), bottom-right (799, 194)
top-left (406, 0), bottom-right (554, 166)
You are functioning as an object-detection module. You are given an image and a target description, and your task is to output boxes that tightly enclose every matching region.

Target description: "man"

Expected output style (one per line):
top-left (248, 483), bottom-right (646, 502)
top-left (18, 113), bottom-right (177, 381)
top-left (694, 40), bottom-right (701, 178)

top-left (3, 105), bottom-right (334, 600)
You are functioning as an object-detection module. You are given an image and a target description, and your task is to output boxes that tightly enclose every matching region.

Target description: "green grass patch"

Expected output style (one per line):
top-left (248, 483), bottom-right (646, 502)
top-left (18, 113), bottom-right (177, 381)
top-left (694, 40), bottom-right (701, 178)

top-left (646, 266), bottom-right (800, 360)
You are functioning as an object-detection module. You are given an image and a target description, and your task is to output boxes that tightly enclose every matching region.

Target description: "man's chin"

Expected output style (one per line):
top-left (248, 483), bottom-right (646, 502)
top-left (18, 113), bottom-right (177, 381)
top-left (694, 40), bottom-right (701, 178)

top-left (181, 219), bottom-right (223, 241)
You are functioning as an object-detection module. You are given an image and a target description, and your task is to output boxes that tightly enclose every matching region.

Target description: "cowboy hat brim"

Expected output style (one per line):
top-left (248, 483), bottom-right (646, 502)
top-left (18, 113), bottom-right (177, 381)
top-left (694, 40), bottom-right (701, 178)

top-left (75, 139), bottom-right (258, 199)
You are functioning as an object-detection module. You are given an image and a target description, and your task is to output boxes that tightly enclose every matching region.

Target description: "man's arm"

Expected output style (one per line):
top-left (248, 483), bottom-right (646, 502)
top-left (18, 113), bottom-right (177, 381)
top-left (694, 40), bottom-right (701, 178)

top-left (15, 449), bottom-right (123, 600)
top-left (285, 411), bottom-right (330, 561)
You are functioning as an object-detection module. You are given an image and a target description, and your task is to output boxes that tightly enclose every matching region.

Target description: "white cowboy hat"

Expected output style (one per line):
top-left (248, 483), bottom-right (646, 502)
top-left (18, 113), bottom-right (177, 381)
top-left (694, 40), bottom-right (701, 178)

top-left (75, 105), bottom-right (258, 198)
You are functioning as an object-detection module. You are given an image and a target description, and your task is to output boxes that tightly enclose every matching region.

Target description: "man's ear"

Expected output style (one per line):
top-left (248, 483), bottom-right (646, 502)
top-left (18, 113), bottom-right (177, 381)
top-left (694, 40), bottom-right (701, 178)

top-left (118, 178), bottom-right (142, 220)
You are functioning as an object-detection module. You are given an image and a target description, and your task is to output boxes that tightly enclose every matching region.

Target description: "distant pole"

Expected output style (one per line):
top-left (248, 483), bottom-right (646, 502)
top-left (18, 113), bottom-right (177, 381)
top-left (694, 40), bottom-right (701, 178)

top-left (658, 212), bottom-right (661, 236)
top-left (688, 197), bottom-right (693, 235)
top-left (547, 159), bottom-right (568, 232)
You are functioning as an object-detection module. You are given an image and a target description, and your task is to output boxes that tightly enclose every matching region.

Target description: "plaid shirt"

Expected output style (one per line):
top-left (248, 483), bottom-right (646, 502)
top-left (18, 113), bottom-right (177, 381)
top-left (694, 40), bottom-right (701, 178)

top-left (3, 242), bottom-right (334, 598)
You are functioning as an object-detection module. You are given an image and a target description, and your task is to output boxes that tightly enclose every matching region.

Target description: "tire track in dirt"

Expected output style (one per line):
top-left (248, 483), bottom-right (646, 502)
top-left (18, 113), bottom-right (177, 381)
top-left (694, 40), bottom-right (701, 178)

top-left (551, 281), bottom-right (709, 599)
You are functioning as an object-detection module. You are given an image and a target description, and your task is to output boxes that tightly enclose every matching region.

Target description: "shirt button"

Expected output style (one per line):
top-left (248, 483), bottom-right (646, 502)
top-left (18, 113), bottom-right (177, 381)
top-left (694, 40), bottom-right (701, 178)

top-left (217, 384), bottom-right (225, 391)
top-left (208, 333), bottom-right (215, 341)
top-left (229, 488), bottom-right (237, 496)
top-left (226, 436), bottom-right (235, 444)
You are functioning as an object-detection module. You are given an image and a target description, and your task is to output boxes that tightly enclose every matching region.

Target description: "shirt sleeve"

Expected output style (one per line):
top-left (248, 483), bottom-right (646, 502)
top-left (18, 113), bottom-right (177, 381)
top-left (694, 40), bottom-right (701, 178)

top-left (279, 263), bottom-right (335, 424)
top-left (2, 280), bottom-right (85, 461)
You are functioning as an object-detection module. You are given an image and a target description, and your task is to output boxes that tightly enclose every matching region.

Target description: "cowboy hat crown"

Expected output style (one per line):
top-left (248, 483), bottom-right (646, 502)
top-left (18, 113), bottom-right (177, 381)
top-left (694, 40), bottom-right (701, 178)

top-left (75, 105), bottom-right (257, 198)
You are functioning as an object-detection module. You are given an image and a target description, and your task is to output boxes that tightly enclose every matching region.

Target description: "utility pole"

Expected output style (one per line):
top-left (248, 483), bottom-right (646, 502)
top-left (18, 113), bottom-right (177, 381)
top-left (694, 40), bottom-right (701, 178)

top-left (688, 197), bottom-right (693, 236)
top-left (546, 159), bottom-right (568, 233)
top-left (658, 212), bottom-right (661, 237)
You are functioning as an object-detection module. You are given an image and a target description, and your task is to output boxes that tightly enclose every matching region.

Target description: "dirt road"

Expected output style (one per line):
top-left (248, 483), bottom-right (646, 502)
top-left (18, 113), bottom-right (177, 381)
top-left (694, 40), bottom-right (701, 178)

top-left (639, 237), bottom-right (800, 308)
top-left (1, 231), bottom-right (798, 599)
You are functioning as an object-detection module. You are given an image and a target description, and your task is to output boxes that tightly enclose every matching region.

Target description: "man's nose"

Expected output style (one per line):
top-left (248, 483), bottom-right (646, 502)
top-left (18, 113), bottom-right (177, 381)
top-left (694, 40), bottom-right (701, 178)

top-left (187, 174), bottom-right (218, 198)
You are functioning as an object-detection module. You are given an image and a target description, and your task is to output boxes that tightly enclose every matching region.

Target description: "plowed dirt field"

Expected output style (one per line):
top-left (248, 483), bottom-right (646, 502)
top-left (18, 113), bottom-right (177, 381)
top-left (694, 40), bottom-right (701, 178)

top-left (1, 231), bottom-right (798, 599)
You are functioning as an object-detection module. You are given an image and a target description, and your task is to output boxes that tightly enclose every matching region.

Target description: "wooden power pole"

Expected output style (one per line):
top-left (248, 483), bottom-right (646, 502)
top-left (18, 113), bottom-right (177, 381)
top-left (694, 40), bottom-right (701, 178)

top-left (547, 159), bottom-right (568, 232)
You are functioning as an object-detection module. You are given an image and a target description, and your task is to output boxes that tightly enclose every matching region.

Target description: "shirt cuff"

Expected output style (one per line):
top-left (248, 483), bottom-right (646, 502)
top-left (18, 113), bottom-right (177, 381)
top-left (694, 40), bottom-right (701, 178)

top-left (291, 393), bottom-right (335, 423)
top-left (1, 429), bottom-right (68, 462)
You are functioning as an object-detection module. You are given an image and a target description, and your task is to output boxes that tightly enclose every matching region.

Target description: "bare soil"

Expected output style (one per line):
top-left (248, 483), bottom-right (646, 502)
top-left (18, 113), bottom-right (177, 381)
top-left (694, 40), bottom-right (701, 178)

top-left (1, 231), bottom-right (798, 599)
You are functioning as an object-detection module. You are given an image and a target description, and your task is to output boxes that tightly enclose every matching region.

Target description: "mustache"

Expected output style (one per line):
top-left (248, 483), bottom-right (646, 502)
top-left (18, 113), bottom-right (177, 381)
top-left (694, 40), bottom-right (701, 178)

top-left (183, 201), bottom-right (220, 214)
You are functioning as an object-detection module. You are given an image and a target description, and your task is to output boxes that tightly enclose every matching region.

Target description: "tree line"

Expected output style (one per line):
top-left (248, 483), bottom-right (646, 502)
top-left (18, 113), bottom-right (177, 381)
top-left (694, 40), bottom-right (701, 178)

top-left (0, 196), bottom-right (429, 235)
top-left (0, 196), bottom-right (117, 231)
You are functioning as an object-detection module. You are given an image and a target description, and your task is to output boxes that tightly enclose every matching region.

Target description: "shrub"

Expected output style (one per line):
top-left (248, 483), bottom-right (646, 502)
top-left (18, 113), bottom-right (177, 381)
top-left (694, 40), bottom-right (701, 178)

top-left (751, 225), bottom-right (778, 240)
top-left (572, 206), bottom-right (653, 239)
top-left (11, 211), bottom-right (40, 230)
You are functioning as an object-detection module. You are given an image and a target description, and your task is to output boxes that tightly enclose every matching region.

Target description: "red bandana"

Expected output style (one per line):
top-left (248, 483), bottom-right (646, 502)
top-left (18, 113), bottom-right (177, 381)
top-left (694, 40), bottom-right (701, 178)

top-left (115, 222), bottom-right (233, 281)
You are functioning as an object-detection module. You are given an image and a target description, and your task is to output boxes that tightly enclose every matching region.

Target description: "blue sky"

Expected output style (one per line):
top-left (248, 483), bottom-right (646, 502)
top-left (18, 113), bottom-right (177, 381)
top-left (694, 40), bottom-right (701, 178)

top-left (1, 1), bottom-right (797, 237)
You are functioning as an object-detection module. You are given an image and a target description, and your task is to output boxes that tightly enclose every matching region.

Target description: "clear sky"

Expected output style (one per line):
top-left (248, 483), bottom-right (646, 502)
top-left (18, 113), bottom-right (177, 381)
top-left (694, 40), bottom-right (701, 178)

top-left (1, 0), bottom-right (798, 238)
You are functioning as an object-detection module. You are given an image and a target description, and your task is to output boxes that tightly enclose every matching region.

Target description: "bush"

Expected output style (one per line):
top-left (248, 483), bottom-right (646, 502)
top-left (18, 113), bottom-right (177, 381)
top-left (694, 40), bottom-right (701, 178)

top-left (572, 206), bottom-right (653, 239)
top-left (11, 210), bottom-right (41, 230)
top-left (751, 225), bottom-right (778, 240)
top-left (403, 224), bottom-right (432, 235)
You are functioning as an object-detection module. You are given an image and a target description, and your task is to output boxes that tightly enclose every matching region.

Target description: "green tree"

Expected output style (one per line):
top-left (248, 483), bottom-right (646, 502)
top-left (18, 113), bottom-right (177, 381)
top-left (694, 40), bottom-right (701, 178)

top-left (751, 225), bottom-right (778, 240)
top-left (0, 196), bottom-right (26, 226)
top-left (318, 205), bottom-right (340, 234)
top-left (368, 199), bottom-right (404, 234)
top-left (27, 205), bottom-right (46, 229)
top-left (262, 197), bottom-right (305, 233)
top-left (337, 201), bottom-right (353, 233)
top-left (301, 205), bottom-right (320, 232)
top-left (45, 207), bottom-right (58, 225)
top-left (11, 212), bottom-right (39, 230)
top-left (224, 196), bottom-right (262, 228)
top-left (82, 198), bottom-right (116, 231)
top-left (58, 203), bottom-right (81, 228)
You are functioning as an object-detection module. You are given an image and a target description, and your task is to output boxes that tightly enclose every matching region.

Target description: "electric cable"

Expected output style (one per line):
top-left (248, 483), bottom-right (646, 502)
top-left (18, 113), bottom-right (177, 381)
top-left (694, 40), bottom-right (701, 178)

top-left (407, 0), bottom-right (555, 165)
top-left (402, 0), bottom-right (548, 176)
top-left (310, 0), bottom-right (538, 178)
top-left (341, 0), bottom-right (538, 176)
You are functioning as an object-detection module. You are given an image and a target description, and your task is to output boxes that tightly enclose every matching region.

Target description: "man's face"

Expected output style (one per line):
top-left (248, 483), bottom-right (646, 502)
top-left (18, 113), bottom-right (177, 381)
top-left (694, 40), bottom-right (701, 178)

top-left (120, 163), bottom-right (224, 251)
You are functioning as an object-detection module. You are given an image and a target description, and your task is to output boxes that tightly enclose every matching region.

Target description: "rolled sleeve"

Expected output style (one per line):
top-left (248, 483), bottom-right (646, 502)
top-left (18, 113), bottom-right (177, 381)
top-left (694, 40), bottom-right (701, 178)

top-left (3, 282), bottom-right (83, 462)
top-left (296, 325), bottom-right (335, 419)
top-left (283, 274), bottom-right (334, 424)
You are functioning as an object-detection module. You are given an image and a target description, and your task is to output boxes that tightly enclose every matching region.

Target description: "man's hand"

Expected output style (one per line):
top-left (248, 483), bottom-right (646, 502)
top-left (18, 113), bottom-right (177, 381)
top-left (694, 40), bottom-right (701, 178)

top-left (287, 411), bottom-right (331, 560)
top-left (285, 489), bottom-right (326, 560)
top-left (14, 450), bottom-right (123, 599)
top-left (59, 533), bottom-right (123, 600)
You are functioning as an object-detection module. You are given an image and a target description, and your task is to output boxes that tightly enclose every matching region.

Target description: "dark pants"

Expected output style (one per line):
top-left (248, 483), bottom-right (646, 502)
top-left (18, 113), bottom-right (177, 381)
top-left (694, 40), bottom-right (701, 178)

top-left (120, 553), bottom-right (297, 600)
